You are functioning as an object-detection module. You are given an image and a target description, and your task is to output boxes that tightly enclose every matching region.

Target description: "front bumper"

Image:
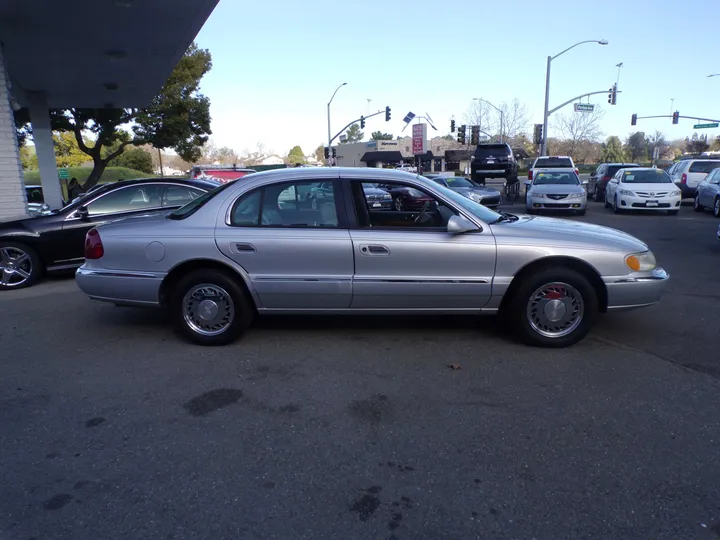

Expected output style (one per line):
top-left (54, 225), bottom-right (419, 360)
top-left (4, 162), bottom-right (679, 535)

top-left (367, 199), bottom-right (392, 210)
top-left (527, 196), bottom-right (586, 211)
top-left (604, 267), bottom-right (670, 311)
top-left (76, 266), bottom-right (164, 306)
top-left (616, 194), bottom-right (681, 210)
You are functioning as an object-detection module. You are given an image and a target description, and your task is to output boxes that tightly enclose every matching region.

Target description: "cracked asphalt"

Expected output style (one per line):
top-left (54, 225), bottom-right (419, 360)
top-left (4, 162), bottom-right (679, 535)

top-left (1, 202), bottom-right (719, 540)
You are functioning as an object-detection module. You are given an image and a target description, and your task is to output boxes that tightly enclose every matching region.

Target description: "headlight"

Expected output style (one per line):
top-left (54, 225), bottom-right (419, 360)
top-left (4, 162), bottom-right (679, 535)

top-left (532, 192), bottom-right (545, 198)
top-left (625, 251), bottom-right (657, 272)
top-left (466, 192), bottom-right (483, 202)
top-left (568, 192), bottom-right (585, 199)
top-left (670, 190), bottom-right (681, 197)
top-left (620, 189), bottom-right (635, 196)
top-left (383, 193), bottom-right (391, 200)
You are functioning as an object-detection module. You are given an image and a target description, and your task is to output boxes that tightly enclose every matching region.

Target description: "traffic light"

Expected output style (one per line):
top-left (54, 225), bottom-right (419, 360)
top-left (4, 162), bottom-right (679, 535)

top-left (450, 119), bottom-right (456, 133)
top-left (457, 125), bottom-right (467, 144)
top-left (360, 116), bottom-right (365, 129)
top-left (324, 147), bottom-right (329, 159)
top-left (672, 111), bottom-right (679, 124)
top-left (470, 125), bottom-right (480, 145)
top-left (332, 147), bottom-right (337, 157)
top-left (631, 114), bottom-right (637, 126)
top-left (533, 124), bottom-right (543, 145)
top-left (385, 106), bottom-right (391, 122)
top-left (608, 84), bottom-right (617, 105)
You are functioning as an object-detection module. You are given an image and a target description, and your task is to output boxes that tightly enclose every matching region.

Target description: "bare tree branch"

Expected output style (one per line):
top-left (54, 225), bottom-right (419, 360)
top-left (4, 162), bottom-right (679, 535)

top-left (554, 107), bottom-right (605, 158)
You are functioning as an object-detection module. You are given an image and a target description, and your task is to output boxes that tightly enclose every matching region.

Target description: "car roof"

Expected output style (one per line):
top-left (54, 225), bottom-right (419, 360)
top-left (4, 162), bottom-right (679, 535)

top-left (536, 155), bottom-right (572, 159)
top-left (617, 167), bottom-right (661, 172)
top-left (231, 166), bottom-right (423, 183)
top-left (606, 162), bottom-right (639, 166)
top-left (533, 168), bottom-right (579, 173)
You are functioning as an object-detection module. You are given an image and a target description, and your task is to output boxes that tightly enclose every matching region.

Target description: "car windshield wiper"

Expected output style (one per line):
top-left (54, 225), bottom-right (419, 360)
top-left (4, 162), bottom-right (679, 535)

top-left (490, 212), bottom-right (519, 224)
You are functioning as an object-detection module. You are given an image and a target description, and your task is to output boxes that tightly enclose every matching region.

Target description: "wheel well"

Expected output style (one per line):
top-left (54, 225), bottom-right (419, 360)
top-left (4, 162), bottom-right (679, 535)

top-left (158, 259), bottom-right (255, 308)
top-left (498, 256), bottom-right (608, 314)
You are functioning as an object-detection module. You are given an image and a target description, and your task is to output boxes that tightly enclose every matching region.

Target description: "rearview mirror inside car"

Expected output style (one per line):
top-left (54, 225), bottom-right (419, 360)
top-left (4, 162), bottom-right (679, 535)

top-left (447, 215), bottom-right (480, 234)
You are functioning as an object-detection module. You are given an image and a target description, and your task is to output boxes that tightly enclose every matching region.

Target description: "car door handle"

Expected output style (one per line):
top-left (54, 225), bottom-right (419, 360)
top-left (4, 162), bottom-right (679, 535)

top-left (360, 244), bottom-right (390, 255)
top-left (234, 243), bottom-right (256, 253)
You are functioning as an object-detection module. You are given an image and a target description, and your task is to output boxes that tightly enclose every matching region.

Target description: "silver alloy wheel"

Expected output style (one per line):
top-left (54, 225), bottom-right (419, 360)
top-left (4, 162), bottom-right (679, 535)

top-left (182, 283), bottom-right (235, 336)
top-left (526, 282), bottom-right (584, 339)
top-left (395, 198), bottom-right (403, 211)
top-left (715, 198), bottom-right (720, 217)
top-left (0, 246), bottom-right (33, 288)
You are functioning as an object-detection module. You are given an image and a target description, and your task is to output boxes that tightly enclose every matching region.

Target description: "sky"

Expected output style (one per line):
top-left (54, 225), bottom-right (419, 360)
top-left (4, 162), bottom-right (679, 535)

top-left (194, 0), bottom-right (720, 157)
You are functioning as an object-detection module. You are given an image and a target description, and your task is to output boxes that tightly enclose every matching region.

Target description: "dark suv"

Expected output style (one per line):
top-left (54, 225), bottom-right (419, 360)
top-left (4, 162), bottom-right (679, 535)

top-left (470, 143), bottom-right (518, 185)
top-left (588, 163), bottom-right (640, 202)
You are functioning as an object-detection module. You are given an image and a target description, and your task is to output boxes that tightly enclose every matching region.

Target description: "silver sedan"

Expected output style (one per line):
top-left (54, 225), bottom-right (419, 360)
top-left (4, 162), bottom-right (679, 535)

top-left (525, 169), bottom-right (587, 215)
top-left (76, 168), bottom-right (669, 348)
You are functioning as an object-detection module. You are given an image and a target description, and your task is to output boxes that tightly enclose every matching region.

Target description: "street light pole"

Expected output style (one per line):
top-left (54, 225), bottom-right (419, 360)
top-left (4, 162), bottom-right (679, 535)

top-left (327, 82), bottom-right (347, 166)
top-left (540, 39), bottom-right (608, 156)
top-left (473, 98), bottom-right (504, 143)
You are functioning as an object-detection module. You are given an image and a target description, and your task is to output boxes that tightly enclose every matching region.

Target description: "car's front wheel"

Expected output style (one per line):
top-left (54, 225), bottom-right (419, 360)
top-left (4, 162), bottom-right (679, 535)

top-left (171, 269), bottom-right (254, 345)
top-left (593, 185), bottom-right (601, 202)
top-left (394, 197), bottom-right (404, 211)
top-left (714, 197), bottom-right (720, 218)
top-left (0, 242), bottom-right (43, 290)
top-left (506, 267), bottom-right (598, 347)
top-left (612, 195), bottom-right (621, 214)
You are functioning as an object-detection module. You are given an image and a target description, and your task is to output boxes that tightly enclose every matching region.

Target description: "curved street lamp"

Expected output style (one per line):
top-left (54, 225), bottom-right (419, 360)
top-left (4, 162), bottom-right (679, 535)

top-left (473, 97), bottom-right (504, 143)
top-left (327, 82), bottom-right (347, 165)
top-left (541, 39), bottom-right (608, 156)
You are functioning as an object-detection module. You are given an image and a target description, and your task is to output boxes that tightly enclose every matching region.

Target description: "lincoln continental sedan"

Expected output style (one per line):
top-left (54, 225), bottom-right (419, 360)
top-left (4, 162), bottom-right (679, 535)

top-left (76, 168), bottom-right (669, 348)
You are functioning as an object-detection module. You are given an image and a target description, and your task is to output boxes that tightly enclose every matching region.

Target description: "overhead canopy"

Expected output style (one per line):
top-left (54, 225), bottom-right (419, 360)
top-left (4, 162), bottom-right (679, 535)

top-left (361, 151), bottom-right (403, 163)
top-left (0, 0), bottom-right (219, 108)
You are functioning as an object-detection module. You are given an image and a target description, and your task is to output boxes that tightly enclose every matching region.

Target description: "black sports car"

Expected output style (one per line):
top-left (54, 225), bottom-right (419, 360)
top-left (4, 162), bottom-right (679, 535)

top-left (0, 178), bottom-right (219, 290)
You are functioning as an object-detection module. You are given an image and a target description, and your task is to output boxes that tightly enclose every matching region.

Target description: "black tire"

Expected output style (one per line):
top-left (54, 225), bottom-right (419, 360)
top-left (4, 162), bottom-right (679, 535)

top-left (604, 193), bottom-right (611, 209)
top-left (612, 195), bottom-right (621, 214)
top-left (394, 197), bottom-right (403, 211)
top-left (714, 197), bottom-right (720, 218)
top-left (576, 209), bottom-right (586, 216)
top-left (667, 209), bottom-right (679, 215)
top-left (0, 242), bottom-right (43, 290)
top-left (693, 196), bottom-right (703, 212)
top-left (171, 269), bottom-right (254, 345)
top-left (505, 266), bottom-right (598, 348)
top-left (593, 186), bottom-right (601, 202)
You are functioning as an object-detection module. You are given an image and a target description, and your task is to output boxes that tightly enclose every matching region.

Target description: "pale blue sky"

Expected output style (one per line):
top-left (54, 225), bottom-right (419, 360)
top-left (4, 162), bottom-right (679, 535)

top-left (195, 0), bottom-right (720, 156)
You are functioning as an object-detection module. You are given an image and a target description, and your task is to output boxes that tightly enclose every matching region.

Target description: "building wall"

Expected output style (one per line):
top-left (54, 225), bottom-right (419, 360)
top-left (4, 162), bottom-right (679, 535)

top-left (0, 46), bottom-right (27, 220)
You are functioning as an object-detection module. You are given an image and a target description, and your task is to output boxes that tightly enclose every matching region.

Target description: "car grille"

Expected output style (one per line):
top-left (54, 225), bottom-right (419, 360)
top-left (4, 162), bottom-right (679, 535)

top-left (482, 196), bottom-right (501, 206)
top-left (546, 194), bottom-right (568, 200)
top-left (541, 203), bottom-right (572, 208)
top-left (635, 192), bottom-right (669, 198)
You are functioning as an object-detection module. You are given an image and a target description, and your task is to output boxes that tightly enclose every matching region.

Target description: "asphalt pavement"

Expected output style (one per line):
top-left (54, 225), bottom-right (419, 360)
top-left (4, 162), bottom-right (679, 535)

top-left (1, 201), bottom-right (719, 540)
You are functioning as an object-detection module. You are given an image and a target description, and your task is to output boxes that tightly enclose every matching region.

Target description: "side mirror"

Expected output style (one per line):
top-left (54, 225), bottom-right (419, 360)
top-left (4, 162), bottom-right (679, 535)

top-left (447, 215), bottom-right (480, 234)
top-left (582, 180), bottom-right (589, 186)
top-left (76, 206), bottom-right (89, 220)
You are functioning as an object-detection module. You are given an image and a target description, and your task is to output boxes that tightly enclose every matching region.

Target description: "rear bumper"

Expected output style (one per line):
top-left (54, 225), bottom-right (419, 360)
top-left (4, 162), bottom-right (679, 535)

top-left (76, 267), bottom-right (164, 306)
top-left (675, 182), bottom-right (696, 198)
top-left (604, 267), bottom-right (669, 311)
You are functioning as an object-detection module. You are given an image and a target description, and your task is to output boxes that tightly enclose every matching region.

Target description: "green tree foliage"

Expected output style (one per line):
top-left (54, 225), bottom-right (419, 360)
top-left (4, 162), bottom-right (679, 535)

top-left (341, 124), bottom-right (363, 144)
top-left (53, 131), bottom-right (89, 167)
top-left (625, 132), bottom-right (647, 161)
top-left (110, 146), bottom-right (154, 174)
top-left (314, 145), bottom-right (325, 163)
top-left (287, 145), bottom-right (306, 166)
top-left (370, 131), bottom-right (393, 141)
top-left (15, 43), bottom-right (212, 189)
top-left (686, 133), bottom-right (710, 154)
top-left (601, 136), bottom-right (627, 162)
top-left (19, 145), bottom-right (38, 170)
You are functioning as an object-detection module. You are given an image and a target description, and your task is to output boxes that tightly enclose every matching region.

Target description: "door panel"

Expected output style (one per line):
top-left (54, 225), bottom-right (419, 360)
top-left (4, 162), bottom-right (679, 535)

top-left (215, 228), bottom-right (353, 309)
top-left (349, 229), bottom-right (496, 309)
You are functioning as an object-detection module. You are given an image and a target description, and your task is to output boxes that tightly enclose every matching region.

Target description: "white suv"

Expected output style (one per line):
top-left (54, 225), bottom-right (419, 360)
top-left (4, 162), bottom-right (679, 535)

top-left (528, 156), bottom-right (578, 182)
top-left (668, 159), bottom-right (720, 198)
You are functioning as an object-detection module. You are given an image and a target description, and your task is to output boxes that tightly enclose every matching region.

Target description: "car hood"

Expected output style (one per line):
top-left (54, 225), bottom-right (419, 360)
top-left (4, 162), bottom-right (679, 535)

top-left (619, 182), bottom-right (676, 192)
top-left (363, 187), bottom-right (389, 196)
top-left (529, 184), bottom-right (585, 195)
top-left (492, 215), bottom-right (648, 252)
top-left (452, 186), bottom-right (501, 197)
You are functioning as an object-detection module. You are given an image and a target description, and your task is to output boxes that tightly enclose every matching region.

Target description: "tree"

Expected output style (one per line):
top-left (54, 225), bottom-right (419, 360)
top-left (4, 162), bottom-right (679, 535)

top-left (53, 131), bottom-right (89, 167)
top-left (19, 145), bottom-right (38, 170)
top-left (370, 131), bottom-right (393, 141)
top-left (287, 145), bottom-right (306, 166)
top-left (110, 146), bottom-right (154, 173)
top-left (601, 136), bottom-right (627, 162)
top-left (554, 107), bottom-right (605, 159)
top-left (498, 98), bottom-right (529, 139)
top-left (314, 144), bottom-right (325, 163)
top-left (625, 132), bottom-right (647, 161)
top-left (439, 134), bottom-right (455, 141)
top-left (341, 124), bottom-right (363, 144)
top-left (686, 133), bottom-right (710, 154)
top-left (466, 98), bottom-right (529, 140)
top-left (18, 43), bottom-right (212, 189)
top-left (645, 130), bottom-right (668, 161)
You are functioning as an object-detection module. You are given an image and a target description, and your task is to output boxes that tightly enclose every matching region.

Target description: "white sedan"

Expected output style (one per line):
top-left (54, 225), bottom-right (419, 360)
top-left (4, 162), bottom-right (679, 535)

top-left (604, 167), bottom-right (682, 214)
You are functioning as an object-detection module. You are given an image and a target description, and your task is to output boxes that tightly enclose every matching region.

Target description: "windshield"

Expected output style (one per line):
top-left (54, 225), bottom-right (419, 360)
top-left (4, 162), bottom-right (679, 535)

top-left (534, 157), bottom-right (573, 168)
top-left (533, 172), bottom-right (579, 185)
top-left (689, 161), bottom-right (720, 173)
top-left (444, 177), bottom-right (475, 188)
top-left (167, 181), bottom-right (234, 220)
top-left (621, 169), bottom-right (673, 184)
top-left (418, 177), bottom-right (501, 222)
top-left (607, 164), bottom-right (639, 176)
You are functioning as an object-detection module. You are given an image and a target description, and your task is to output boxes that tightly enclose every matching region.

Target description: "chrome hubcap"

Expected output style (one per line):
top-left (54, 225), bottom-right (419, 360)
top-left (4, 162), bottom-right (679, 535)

top-left (527, 282), bottom-right (584, 338)
top-left (0, 247), bottom-right (33, 287)
top-left (183, 284), bottom-right (234, 336)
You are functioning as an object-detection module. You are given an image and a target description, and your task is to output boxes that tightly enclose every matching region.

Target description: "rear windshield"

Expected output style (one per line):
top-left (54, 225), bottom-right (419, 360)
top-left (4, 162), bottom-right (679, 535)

top-left (607, 164), bottom-right (639, 176)
top-left (474, 145), bottom-right (510, 158)
top-left (534, 157), bottom-right (573, 168)
top-left (622, 170), bottom-right (673, 184)
top-left (689, 161), bottom-right (720, 173)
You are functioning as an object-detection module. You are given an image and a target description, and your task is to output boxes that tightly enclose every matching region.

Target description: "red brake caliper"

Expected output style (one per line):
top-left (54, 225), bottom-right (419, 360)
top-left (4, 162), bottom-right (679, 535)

top-left (544, 289), bottom-right (564, 300)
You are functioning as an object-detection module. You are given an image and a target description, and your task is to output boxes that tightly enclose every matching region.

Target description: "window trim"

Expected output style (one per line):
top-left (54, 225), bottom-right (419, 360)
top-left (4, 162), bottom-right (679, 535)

top-left (225, 178), bottom-right (348, 229)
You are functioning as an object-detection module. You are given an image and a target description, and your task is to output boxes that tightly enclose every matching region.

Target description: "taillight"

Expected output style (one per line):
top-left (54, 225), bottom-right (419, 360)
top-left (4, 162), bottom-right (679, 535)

top-left (681, 173), bottom-right (687, 184)
top-left (601, 175), bottom-right (611, 184)
top-left (85, 228), bottom-right (104, 259)
top-left (575, 168), bottom-right (580, 175)
top-left (528, 170), bottom-right (534, 180)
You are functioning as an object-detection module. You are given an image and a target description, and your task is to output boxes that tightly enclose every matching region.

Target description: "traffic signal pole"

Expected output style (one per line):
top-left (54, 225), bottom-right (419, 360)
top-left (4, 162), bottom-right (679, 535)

top-left (632, 114), bottom-right (720, 123)
top-left (329, 109), bottom-right (388, 146)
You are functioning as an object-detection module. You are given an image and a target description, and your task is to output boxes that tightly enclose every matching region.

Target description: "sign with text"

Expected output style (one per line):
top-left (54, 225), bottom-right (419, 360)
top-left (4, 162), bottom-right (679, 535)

top-left (574, 103), bottom-right (595, 113)
top-left (58, 168), bottom-right (69, 180)
top-left (412, 123), bottom-right (427, 155)
top-left (694, 123), bottom-right (719, 129)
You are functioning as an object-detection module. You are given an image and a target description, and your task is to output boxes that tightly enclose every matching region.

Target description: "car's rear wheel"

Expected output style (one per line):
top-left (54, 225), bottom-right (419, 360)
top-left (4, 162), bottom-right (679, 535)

top-left (693, 195), bottom-right (703, 212)
top-left (171, 269), bottom-right (254, 345)
top-left (506, 267), bottom-right (598, 348)
top-left (0, 242), bottom-right (43, 290)
top-left (714, 197), bottom-right (720, 218)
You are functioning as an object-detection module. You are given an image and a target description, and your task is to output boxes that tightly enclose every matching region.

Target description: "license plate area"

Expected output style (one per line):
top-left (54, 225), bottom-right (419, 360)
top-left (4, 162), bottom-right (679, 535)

top-left (646, 200), bottom-right (658, 206)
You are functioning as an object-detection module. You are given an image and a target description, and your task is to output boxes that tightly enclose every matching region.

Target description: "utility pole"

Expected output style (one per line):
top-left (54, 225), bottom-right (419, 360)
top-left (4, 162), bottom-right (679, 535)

top-left (157, 148), bottom-right (164, 176)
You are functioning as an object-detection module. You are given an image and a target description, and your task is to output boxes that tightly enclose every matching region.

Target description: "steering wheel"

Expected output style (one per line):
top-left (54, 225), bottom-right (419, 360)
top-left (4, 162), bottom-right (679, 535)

top-left (413, 201), bottom-right (431, 224)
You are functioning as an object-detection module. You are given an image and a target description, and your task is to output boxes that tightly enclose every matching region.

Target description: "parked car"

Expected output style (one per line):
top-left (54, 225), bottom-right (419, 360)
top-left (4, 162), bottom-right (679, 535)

top-left (76, 168), bottom-right (669, 349)
top-left (190, 165), bottom-right (258, 184)
top-left (604, 168), bottom-right (681, 214)
top-left (24, 185), bottom-right (51, 216)
top-left (528, 156), bottom-right (578, 183)
top-left (588, 163), bottom-right (640, 202)
top-left (425, 175), bottom-right (501, 209)
top-left (377, 182), bottom-right (436, 211)
top-left (524, 169), bottom-right (587, 215)
top-left (668, 159), bottom-right (720, 198)
top-left (693, 167), bottom-right (720, 217)
top-left (0, 178), bottom-right (218, 290)
top-left (717, 223), bottom-right (720, 241)
top-left (362, 183), bottom-right (392, 210)
top-left (470, 143), bottom-right (518, 185)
